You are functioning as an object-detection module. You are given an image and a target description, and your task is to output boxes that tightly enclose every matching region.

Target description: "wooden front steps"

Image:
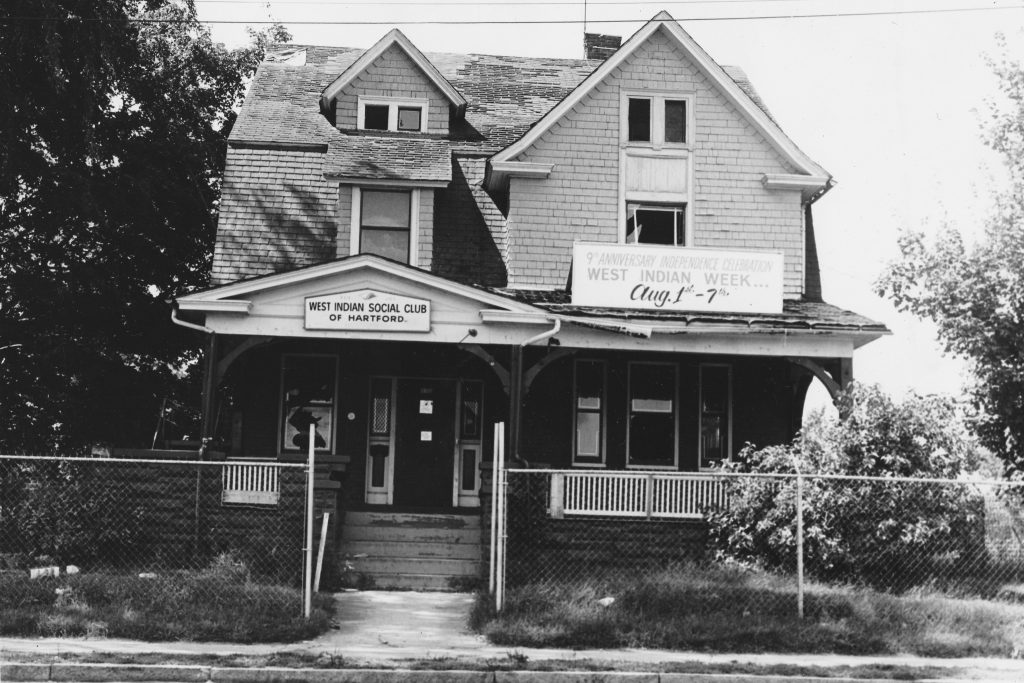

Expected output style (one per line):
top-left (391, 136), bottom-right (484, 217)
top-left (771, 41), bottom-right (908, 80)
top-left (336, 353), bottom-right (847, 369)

top-left (341, 510), bottom-right (483, 591)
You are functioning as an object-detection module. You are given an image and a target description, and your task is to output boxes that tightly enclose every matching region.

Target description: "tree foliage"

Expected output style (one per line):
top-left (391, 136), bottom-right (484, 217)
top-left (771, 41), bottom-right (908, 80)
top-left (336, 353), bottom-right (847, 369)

top-left (876, 35), bottom-right (1024, 476)
top-left (707, 384), bottom-right (985, 587)
top-left (0, 1), bottom-right (288, 450)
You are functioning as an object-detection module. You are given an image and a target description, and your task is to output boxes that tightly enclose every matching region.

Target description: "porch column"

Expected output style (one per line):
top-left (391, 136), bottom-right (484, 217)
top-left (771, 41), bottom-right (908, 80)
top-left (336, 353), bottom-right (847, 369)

top-left (200, 332), bottom-right (219, 447)
top-left (508, 345), bottom-right (523, 462)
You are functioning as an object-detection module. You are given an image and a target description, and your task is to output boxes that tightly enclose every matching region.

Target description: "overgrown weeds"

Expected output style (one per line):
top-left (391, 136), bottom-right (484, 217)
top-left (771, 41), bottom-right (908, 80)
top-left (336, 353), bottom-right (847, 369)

top-left (0, 563), bottom-right (332, 642)
top-left (476, 563), bottom-right (1024, 657)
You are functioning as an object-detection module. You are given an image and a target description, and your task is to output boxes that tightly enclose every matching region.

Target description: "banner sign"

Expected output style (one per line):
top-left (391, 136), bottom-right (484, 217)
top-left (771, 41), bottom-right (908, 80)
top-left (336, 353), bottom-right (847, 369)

top-left (571, 243), bottom-right (784, 314)
top-left (305, 289), bottom-right (431, 332)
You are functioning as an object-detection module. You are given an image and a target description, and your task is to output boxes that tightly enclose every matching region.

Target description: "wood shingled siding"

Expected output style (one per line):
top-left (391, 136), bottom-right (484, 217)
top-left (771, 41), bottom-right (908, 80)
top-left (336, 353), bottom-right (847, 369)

top-left (508, 29), bottom-right (805, 295)
top-left (212, 147), bottom-right (337, 286)
top-left (334, 44), bottom-right (450, 136)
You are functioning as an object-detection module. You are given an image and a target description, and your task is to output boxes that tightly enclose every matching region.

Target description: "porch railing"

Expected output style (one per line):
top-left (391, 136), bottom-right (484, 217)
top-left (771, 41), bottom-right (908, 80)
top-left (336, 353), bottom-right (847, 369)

top-left (222, 463), bottom-right (281, 506)
top-left (547, 471), bottom-right (727, 520)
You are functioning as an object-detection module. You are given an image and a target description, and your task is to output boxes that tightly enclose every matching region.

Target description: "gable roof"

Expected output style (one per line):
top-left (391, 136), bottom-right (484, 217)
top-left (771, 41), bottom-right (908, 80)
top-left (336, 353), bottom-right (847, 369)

top-left (319, 29), bottom-right (467, 114)
top-left (489, 11), bottom-right (828, 180)
top-left (231, 43), bottom-right (781, 156)
top-left (180, 253), bottom-right (536, 313)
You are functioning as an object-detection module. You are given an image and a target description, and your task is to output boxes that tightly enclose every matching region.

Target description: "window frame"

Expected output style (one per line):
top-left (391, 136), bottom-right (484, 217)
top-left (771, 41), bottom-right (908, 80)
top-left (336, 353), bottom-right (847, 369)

top-left (572, 359), bottom-right (607, 468)
top-left (699, 363), bottom-right (733, 471)
top-left (626, 361), bottom-right (679, 470)
top-left (278, 353), bottom-right (339, 454)
top-left (625, 202), bottom-right (687, 246)
top-left (350, 187), bottom-right (420, 266)
top-left (357, 96), bottom-right (429, 132)
top-left (622, 92), bottom-right (693, 150)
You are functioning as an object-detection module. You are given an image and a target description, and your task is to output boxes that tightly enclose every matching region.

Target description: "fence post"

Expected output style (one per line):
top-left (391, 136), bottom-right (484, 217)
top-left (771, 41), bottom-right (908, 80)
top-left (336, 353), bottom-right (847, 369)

top-left (795, 473), bottom-right (804, 619)
top-left (304, 423), bottom-right (315, 619)
top-left (495, 422), bottom-right (507, 612)
top-left (550, 473), bottom-right (565, 519)
top-left (489, 422), bottom-right (500, 595)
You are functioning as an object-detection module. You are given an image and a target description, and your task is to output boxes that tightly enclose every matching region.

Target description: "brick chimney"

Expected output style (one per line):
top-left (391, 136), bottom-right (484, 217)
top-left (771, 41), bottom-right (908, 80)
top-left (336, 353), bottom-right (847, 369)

top-left (584, 33), bottom-right (621, 61)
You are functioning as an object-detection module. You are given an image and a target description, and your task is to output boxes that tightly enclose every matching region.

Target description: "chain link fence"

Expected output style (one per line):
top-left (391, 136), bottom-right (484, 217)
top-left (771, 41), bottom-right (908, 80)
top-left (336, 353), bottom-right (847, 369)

top-left (0, 455), bottom-right (314, 640)
top-left (496, 469), bottom-right (1024, 613)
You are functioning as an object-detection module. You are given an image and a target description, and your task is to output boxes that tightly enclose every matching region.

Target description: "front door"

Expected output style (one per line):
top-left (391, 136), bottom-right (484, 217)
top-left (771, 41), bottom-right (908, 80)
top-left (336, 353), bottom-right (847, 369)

top-left (393, 378), bottom-right (456, 508)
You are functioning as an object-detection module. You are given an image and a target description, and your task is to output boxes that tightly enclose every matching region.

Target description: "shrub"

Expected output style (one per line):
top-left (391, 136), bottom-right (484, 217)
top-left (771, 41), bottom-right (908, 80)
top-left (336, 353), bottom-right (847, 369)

top-left (707, 384), bottom-right (987, 588)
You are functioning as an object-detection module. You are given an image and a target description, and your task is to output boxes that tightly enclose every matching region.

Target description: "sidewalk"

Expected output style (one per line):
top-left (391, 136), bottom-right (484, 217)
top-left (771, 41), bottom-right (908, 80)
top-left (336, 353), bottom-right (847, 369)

top-left (2, 591), bottom-right (1023, 681)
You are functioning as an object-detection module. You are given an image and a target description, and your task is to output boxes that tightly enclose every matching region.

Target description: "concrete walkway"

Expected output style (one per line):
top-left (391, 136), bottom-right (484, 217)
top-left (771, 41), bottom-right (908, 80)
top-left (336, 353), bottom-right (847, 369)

top-left (2, 591), bottom-right (1024, 680)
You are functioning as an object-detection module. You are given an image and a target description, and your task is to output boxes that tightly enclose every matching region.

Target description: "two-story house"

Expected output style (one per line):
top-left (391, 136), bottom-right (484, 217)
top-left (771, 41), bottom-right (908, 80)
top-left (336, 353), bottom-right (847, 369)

top-left (174, 12), bottom-right (888, 589)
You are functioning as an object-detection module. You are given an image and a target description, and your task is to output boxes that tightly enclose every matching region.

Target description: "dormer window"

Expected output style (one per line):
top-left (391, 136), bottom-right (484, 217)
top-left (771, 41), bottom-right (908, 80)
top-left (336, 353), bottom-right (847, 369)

top-left (357, 97), bottom-right (428, 132)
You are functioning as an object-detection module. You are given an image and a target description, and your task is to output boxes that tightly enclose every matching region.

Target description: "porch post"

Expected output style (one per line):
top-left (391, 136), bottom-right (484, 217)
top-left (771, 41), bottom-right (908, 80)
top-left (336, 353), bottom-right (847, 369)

top-left (508, 345), bottom-right (524, 462)
top-left (200, 332), bottom-right (219, 446)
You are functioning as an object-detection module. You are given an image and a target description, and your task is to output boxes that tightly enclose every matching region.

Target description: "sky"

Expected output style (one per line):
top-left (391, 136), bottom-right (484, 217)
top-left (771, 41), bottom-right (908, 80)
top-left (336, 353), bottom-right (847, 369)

top-left (196, 0), bottom-right (1024, 410)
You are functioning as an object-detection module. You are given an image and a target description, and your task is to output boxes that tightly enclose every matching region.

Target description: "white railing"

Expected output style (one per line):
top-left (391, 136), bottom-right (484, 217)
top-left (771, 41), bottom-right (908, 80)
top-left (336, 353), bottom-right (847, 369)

top-left (222, 463), bottom-right (281, 506)
top-left (547, 471), bottom-right (727, 520)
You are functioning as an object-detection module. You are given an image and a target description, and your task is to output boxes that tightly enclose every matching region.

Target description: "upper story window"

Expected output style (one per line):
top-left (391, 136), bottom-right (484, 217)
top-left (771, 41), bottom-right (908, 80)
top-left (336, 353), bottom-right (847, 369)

top-left (358, 97), bottom-right (427, 132)
top-left (360, 190), bottom-right (411, 262)
top-left (626, 95), bottom-right (689, 146)
top-left (350, 187), bottom-right (421, 266)
top-left (626, 204), bottom-right (685, 246)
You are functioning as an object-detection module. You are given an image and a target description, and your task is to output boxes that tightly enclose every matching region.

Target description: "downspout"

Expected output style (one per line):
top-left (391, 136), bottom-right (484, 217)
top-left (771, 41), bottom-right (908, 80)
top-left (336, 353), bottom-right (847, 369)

top-left (508, 317), bottom-right (562, 465)
top-left (522, 317), bottom-right (561, 347)
top-left (171, 306), bottom-right (214, 335)
top-left (169, 304), bottom-right (215, 560)
top-left (170, 305), bottom-right (217, 455)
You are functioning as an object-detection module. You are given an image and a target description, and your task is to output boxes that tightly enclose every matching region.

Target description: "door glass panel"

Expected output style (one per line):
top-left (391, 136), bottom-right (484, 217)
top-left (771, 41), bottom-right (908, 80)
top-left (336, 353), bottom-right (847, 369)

top-left (461, 381), bottom-right (482, 439)
top-left (370, 378), bottom-right (392, 435)
top-left (461, 447), bottom-right (477, 491)
top-left (370, 443), bottom-right (389, 487)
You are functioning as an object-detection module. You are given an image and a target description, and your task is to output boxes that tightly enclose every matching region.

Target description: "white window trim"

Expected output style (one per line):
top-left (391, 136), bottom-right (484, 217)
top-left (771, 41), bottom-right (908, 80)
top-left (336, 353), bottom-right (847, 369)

top-left (357, 96), bottom-right (430, 132)
top-left (625, 203), bottom-right (688, 247)
top-left (350, 187), bottom-right (420, 267)
top-left (572, 359), bottom-right (607, 468)
top-left (277, 353), bottom-right (339, 455)
top-left (626, 361), bottom-right (679, 470)
top-left (621, 91), bottom-right (694, 151)
top-left (619, 91), bottom-right (695, 245)
top-left (698, 363), bottom-right (733, 471)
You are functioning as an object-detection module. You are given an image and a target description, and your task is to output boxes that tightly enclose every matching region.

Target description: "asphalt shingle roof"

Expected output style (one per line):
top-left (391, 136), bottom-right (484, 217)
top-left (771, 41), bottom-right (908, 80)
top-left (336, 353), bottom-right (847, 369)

top-left (492, 288), bottom-right (887, 332)
top-left (324, 134), bottom-right (452, 183)
top-left (231, 45), bottom-right (775, 153)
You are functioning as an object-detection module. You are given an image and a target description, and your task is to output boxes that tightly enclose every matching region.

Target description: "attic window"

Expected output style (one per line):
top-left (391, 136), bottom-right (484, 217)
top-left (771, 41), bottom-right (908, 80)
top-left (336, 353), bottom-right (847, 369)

top-left (364, 104), bottom-right (389, 130)
top-left (625, 93), bottom-right (691, 147)
top-left (358, 97), bottom-right (428, 133)
top-left (397, 107), bottom-right (422, 131)
top-left (627, 98), bottom-right (651, 142)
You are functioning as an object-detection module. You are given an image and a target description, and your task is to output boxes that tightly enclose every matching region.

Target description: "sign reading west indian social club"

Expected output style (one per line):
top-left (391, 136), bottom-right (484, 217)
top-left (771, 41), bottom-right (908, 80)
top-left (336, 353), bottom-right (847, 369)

top-left (305, 289), bottom-right (431, 332)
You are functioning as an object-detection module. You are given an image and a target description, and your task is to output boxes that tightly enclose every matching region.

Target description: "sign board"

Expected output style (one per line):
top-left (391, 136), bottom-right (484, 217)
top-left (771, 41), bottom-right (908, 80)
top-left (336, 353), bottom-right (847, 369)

top-left (571, 243), bottom-right (784, 314)
top-left (305, 289), bottom-right (431, 332)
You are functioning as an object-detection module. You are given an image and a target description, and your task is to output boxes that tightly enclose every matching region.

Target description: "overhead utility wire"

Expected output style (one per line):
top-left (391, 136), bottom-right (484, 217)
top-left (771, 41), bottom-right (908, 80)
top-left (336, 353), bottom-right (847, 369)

top-left (3, 4), bottom-right (1023, 23)
top-left (195, 0), bottom-right (867, 5)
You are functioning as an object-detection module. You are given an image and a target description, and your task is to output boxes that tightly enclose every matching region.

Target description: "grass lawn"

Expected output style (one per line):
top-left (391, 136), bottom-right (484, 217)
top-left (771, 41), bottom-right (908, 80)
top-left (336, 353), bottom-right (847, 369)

top-left (473, 563), bottom-right (1024, 657)
top-left (0, 571), bottom-right (333, 642)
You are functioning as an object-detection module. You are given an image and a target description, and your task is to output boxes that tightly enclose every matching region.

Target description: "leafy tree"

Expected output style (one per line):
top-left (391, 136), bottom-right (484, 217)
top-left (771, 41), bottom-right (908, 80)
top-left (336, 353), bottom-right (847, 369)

top-left (707, 384), bottom-right (985, 587)
top-left (0, 1), bottom-right (288, 451)
top-left (877, 36), bottom-right (1024, 477)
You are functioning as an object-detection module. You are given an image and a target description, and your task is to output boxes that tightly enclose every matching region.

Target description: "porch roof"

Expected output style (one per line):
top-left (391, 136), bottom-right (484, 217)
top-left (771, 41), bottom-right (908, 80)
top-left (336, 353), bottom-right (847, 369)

top-left (490, 288), bottom-right (890, 335)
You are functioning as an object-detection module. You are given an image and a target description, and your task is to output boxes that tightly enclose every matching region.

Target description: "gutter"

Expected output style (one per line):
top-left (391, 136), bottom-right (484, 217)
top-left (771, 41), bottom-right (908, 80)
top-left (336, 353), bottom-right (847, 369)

top-left (521, 316), bottom-right (561, 346)
top-left (170, 306), bottom-right (214, 335)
